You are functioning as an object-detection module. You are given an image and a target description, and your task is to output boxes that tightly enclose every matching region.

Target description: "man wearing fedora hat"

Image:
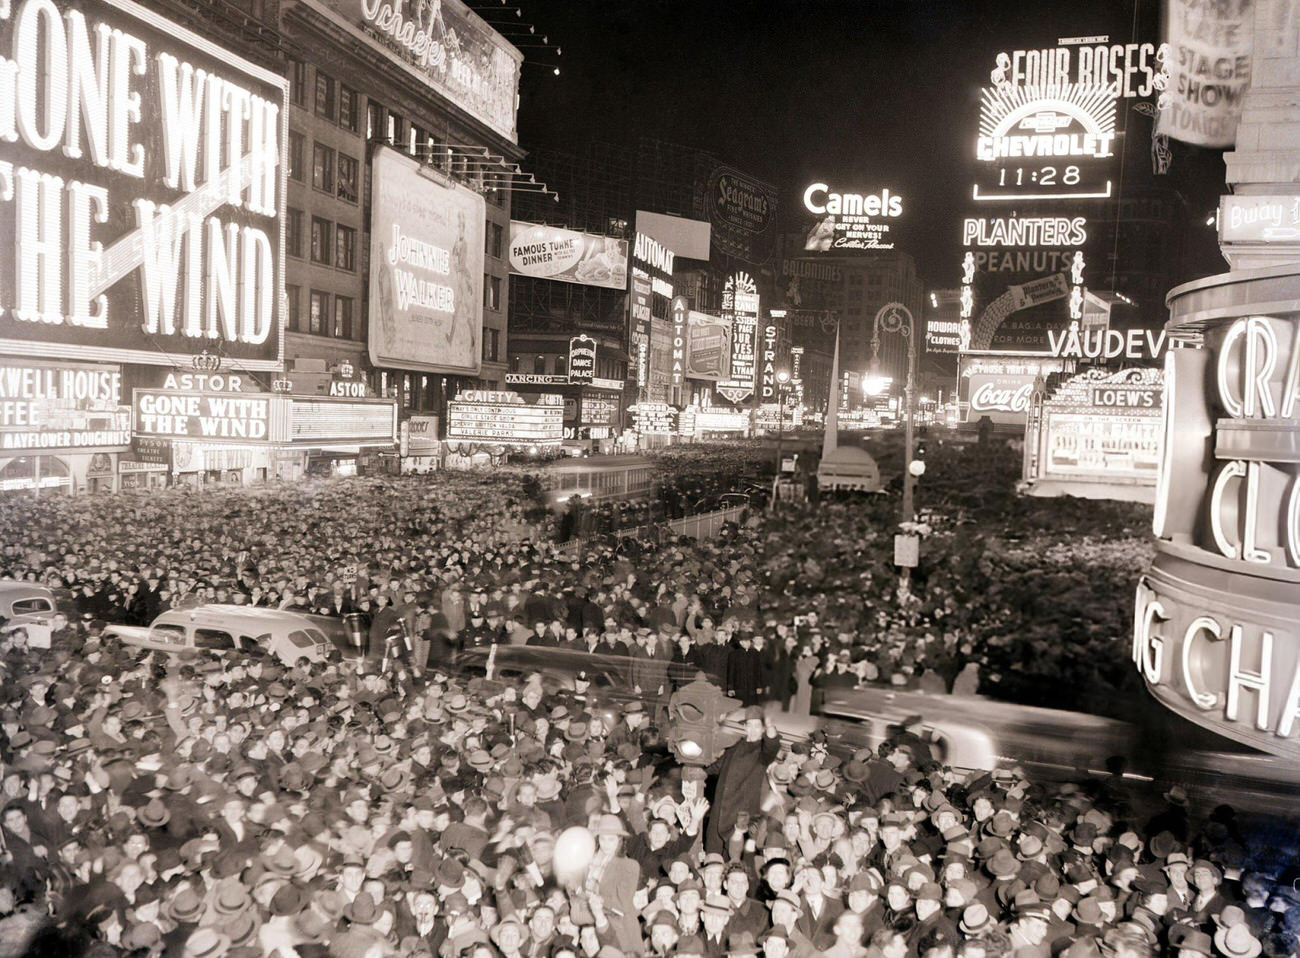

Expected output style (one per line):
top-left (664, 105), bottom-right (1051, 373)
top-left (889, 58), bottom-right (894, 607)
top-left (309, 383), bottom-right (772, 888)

top-left (1006, 898), bottom-right (1053, 958)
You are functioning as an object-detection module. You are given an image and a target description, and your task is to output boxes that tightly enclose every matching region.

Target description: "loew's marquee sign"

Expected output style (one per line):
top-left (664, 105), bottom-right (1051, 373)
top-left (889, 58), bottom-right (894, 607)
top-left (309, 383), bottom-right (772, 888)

top-left (0, 0), bottom-right (288, 370)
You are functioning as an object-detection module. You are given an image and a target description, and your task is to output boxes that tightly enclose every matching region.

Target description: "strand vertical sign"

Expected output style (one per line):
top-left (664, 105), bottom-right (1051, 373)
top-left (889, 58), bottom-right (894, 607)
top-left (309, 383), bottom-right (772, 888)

top-left (0, 0), bottom-right (288, 370)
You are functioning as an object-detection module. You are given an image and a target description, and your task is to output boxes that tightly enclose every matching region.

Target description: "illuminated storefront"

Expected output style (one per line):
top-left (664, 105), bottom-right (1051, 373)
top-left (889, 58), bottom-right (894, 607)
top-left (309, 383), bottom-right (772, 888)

top-left (1023, 367), bottom-right (1163, 501)
top-left (1136, 266), bottom-right (1300, 761)
top-left (445, 390), bottom-right (563, 466)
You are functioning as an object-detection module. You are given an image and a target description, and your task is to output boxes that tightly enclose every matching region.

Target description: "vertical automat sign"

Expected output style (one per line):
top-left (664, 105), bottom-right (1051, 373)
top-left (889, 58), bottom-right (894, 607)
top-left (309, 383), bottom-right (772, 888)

top-left (0, 0), bottom-right (288, 369)
top-left (368, 147), bottom-right (485, 375)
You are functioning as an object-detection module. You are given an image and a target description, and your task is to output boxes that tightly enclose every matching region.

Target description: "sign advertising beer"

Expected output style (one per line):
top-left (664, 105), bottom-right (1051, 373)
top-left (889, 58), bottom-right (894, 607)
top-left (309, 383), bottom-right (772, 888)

top-left (0, 0), bottom-right (288, 370)
top-left (316, 0), bottom-right (521, 143)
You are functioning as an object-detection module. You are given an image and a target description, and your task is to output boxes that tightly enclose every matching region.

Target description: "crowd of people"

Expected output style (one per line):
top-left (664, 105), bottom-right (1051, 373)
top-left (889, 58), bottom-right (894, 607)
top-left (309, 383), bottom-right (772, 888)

top-left (0, 457), bottom-right (1297, 958)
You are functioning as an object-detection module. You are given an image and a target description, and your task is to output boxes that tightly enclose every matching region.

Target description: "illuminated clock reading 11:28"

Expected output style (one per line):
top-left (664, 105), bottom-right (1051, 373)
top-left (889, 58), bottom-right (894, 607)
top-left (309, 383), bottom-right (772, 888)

top-left (973, 163), bottom-right (1112, 201)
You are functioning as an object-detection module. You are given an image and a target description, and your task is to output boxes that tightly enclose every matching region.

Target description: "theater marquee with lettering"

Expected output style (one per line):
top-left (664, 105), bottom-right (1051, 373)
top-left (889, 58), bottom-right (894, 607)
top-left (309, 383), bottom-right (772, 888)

top-left (1136, 266), bottom-right (1300, 762)
top-left (0, 0), bottom-right (287, 370)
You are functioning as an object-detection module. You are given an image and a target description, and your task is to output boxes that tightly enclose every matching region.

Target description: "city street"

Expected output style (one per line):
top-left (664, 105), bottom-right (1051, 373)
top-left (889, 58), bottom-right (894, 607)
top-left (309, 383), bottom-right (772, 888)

top-left (1, 0), bottom-right (1297, 957)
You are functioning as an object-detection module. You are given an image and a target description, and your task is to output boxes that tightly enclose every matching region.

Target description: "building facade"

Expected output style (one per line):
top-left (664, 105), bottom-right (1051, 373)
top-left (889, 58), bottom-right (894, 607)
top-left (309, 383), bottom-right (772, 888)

top-left (0, 0), bottom-right (522, 492)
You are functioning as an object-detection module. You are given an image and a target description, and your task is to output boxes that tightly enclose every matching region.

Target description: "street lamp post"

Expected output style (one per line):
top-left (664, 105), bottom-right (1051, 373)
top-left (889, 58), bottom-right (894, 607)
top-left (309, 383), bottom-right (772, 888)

top-left (868, 302), bottom-right (919, 523)
top-left (770, 369), bottom-right (791, 511)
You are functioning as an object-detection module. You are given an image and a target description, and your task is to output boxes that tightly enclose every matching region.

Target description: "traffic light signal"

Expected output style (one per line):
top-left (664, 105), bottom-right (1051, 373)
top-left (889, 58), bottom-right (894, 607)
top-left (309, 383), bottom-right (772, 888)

top-left (666, 673), bottom-right (742, 766)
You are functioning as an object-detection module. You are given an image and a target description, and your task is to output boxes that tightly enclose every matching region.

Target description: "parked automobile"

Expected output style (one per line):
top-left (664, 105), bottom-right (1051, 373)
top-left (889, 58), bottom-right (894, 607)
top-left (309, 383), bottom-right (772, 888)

top-left (106, 605), bottom-right (337, 667)
top-left (0, 580), bottom-right (59, 626)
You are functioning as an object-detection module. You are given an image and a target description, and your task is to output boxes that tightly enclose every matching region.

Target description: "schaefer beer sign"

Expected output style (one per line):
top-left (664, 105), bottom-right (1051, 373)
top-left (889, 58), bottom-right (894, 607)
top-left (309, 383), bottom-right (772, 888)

top-left (0, 0), bottom-right (288, 370)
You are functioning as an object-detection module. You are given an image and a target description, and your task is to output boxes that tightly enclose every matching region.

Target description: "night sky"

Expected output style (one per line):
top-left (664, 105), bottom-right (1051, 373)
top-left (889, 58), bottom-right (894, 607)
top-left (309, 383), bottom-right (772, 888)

top-left (507, 0), bottom-right (1229, 285)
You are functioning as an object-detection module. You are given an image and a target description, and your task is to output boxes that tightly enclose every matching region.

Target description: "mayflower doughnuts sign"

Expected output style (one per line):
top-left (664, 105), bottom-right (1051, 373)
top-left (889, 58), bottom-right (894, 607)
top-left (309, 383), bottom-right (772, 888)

top-left (508, 222), bottom-right (629, 290)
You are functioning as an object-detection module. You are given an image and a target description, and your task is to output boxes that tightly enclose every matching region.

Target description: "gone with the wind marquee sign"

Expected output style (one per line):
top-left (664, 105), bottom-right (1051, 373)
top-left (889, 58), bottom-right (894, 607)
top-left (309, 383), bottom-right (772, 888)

top-left (0, 0), bottom-right (288, 370)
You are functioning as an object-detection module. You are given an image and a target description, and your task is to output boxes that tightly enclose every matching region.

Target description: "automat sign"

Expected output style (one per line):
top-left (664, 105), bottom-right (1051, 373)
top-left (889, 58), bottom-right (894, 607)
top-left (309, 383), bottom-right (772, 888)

top-left (0, 0), bottom-right (287, 370)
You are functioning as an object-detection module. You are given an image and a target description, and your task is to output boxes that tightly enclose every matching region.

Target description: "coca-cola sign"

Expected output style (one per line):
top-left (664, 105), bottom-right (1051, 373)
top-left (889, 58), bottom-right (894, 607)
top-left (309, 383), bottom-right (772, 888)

top-left (965, 372), bottom-right (1041, 425)
top-left (971, 381), bottom-right (1033, 413)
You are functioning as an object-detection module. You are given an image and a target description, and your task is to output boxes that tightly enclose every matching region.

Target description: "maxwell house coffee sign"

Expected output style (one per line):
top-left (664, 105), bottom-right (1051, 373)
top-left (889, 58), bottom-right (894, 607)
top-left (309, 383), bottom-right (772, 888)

top-left (1136, 268), bottom-right (1300, 761)
top-left (0, 0), bottom-right (287, 370)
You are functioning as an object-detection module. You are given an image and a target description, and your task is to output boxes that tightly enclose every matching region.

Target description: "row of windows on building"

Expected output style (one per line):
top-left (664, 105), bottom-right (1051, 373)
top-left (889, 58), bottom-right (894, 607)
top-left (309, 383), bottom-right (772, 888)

top-left (288, 59), bottom-right (512, 208)
top-left (288, 135), bottom-right (361, 203)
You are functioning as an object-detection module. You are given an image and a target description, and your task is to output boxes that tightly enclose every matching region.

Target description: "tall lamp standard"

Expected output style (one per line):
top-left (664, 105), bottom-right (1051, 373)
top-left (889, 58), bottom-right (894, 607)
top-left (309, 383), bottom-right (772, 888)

top-left (865, 302), bottom-right (919, 523)
top-left (769, 369), bottom-right (791, 511)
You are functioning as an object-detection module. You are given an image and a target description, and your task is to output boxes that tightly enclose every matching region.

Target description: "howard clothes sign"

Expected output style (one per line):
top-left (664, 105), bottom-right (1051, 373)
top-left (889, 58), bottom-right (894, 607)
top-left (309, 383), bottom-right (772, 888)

top-left (0, 0), bottom-right (288, 370)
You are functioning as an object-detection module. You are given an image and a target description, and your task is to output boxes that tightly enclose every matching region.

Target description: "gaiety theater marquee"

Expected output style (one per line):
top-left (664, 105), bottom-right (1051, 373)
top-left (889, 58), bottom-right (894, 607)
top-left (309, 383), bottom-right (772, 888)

top-left (1135, 267), bottom-right (1300, 761)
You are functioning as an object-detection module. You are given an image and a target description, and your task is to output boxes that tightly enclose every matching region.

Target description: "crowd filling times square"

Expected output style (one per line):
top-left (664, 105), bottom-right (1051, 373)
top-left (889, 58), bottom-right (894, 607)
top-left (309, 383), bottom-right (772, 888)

top-left (1, 0), bottom-right (1299, 957)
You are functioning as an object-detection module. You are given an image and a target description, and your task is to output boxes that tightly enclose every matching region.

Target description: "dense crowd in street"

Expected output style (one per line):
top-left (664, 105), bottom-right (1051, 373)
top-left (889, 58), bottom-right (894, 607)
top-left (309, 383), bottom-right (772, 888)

top-left (0, 458), bottom-right (1298, 958)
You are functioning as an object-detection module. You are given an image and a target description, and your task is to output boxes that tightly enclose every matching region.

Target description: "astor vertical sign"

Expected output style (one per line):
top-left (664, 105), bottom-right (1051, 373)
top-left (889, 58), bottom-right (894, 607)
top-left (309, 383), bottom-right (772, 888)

top-left (0, 0), bottom-right (288, 370)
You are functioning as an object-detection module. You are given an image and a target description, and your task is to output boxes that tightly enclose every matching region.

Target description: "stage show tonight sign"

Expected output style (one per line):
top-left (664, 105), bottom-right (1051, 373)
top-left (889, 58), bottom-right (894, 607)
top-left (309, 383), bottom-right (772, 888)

top-left (0, 0), bottom-right (287, 370)
top-left (1136, 266), bottom-right (1300, 762)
